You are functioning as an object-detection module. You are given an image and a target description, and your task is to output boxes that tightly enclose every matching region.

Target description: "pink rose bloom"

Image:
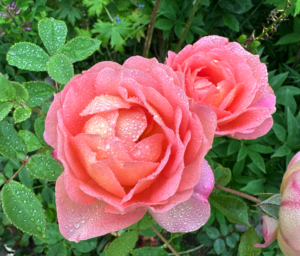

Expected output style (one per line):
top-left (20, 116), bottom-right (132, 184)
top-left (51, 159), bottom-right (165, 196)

top-left (45, 56), bottom-right (217, 242)
top-left (166, 36), bottom-right (276, 139)
top-left (254, 152), bottom-right (300, 255)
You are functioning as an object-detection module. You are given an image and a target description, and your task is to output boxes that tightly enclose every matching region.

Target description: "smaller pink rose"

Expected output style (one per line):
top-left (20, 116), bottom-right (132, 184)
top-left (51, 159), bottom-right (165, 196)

top-left (166, 36), bottom-right (276, 139)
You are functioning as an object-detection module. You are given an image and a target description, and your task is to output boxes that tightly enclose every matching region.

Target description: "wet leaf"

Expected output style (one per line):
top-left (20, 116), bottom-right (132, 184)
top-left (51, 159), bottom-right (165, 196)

top-left (14, 106), bottom-right (32, 123)
top-left (106, 231), bottom-right (138, 256)
top-left (47, 54), bottom-right (74, 84)
top-left (47, 242), bottom-right (67, 256)
top-left (18, 130), bottom-right (42, 152)
top-left (1, 181), bottom-right (46, 238)
top-left (7, 42), bottom-right (50, 71)
top-left (0, 102), bottom-right (14, 121)
top-left (238, 227), bottom-right (261, 256)
top-left (11, 82), bottom-right (29, 103)
top-left (24, 81), bottom-right (55, 107)
top-left (60, 37), bottom-right (101, 63)
top-left (34, 116), bottom-right (47, 146)
top-left (38, 18), bottom-right (67, 56)
top-left (0, 73), bottom-right (16, 102)
top-left (26, 154), bottom-right (63, 181)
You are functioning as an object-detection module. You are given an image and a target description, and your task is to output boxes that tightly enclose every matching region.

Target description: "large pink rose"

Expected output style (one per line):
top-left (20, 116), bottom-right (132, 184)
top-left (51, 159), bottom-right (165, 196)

top-left (254, 152), bottom-right (300, 256)
top-left (45, 56), bottom-right (217, 242)
top-left (166, 36), bottom-right (276, 139)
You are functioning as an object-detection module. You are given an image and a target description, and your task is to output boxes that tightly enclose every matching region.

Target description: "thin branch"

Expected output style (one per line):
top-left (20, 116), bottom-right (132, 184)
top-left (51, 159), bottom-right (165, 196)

top-left (255, 0), bottom-right (289, 40)
top-left (143, 0), bottom-right (162, 58)
top-left (215, 184), bottom-right (262, 204)
top-left (168, 244), bottom-right (204, 255)
top-left (151, 226), bottom-right (179, 256)
top-left (6, 162), bottom-right (26, 183)
top-left (175, 0), bottom-right (201, 53)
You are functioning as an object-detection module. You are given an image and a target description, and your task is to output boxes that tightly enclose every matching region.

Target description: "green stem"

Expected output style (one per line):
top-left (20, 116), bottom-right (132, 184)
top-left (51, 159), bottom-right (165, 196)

top-left (215, 184), bottom-right (262, 204)
top-left (143, 0), bottom-right (162, 58)
top-left (256, 0), bottom-right (289, 40)
top-left (175, 0), bottom-right (201, 53)
top-left (6, 162), bottom-right (26, 183)
top-left (168, 244), bottom-right (204, 255)
top-left (151, 226), bottom-right (179, 256)
top-left (104, 6), bottom-right (114, 23)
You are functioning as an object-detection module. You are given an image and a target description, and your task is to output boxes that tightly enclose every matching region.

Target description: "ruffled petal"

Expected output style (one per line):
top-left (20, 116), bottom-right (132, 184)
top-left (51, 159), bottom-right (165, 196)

top-left (254, 215), bottom-right (278, 248)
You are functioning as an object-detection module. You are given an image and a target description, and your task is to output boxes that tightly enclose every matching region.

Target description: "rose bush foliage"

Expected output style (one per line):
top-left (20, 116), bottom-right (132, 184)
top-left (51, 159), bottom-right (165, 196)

top-left (166, 36), bottom-right (276, 139)
top-left (45, 56), bottom-right (217, 241)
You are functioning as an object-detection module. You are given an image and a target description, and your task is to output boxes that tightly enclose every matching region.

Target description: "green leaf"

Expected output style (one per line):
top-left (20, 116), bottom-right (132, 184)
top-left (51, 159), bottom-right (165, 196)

top-left (18, 167), bottom-right (33, 188)
top-left (223, 13), bottom-right (239, 32)
top-left (213, 165), bottom-right (231, 186)
top-left (47, 54), bottom-right (74, 84)
top-left (241, 179), bottom-right (266, 194)
top-left (42, 186), bottom-right (55, 203)
top-left (7, 42), bottom-right (50, 71)
top-left (38, 18), bottom-right (67, 56)
top-left (92, 20), bottom-right (131, 48)
top-left (272, 124), bottom-right (286, 142)
top-left (226, 235), bottom-right (236, 248)
top-left (276, 33), bottom-right (300, 45)
top-left (106, 231), bottom-right (138, 256)
top-left (11, 82), bottom-right (29, 103)
top-left (206, 227), bottom-right (220, 239)
top-left (0, 73), bottom-right (16, 102)
top-left (131, 247), bottom-right (168, 256)
top-left (271, 144), bottom-right (291, 158)
top-left (18, 130), bottom-right (42, 152)
top-left (285, 89), bottom-right (297, 115)
top-left (47, 242), bottom-right (67, 256)
top-left (232, 159), bottom-right (245, 176)
top-left (137, 213), bottom-right (155, 231)
top-left (247, 150), bottom-right (265, 173)
top-left (209, 194), bottom-right (250, 226)
top-left (238, 227), bottom-right (261, 256)
top-left (0, 173), bottom-right (5, 186)
top-left (14, 106), bottom-right (32, 123)
top-left (0, 121), bottom-right (27, 161)
top-left (155, 18), bottom-right (174, 30)
top-left (26, 154), bottom-right (63, 181)
top-left (35, 116), bottom-right (47, 145)
top-left (45, 223), bottom-right (64, 244)
top-left (269, 72), bottom-right (289, 90)
top-left (295, 0), bottom-right (300, 16)
top-left (24, 81), bottom-right (55, 107)
top-left (60, 37), bottom-right (101, 63)
top-left (220, 224), bottom-right (229, 236)
top-left (246, 144), bottom-right (274, 154)
top-left (227, 140), bottom-right (241, 155)
top-left (287, 108), bottom-right (298, 146)
top-left (71, 238), bottom-right (97, 253)
top-left (83, 0), bottom-right (110, 16)
top-left (214, 238), bottom-right (226, 255)
top-left (0, 102), bottom-right (13, 121)
top-left (258, 194), bottom-right (282, 220)
top-left (237, 146), bottom-right (248, 161)
top-left (1, 181), bottom-right (46, 238)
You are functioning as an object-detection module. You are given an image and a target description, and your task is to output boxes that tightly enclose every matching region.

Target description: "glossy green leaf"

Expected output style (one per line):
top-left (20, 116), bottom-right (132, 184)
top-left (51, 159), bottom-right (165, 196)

top-left (0, 102), bottom-right (13, 121)
top-left (269, 72), bottom-right (289, 90)
top-left (59, 37), bottom-right (101, 63)
top-left (71, 238), bottom-right (97, 253)
top-left (131, 247), bottom-right (168, 256)
top-left (47, 54), bottom-right (74, 84)
top-left (213, 165), bottom-right (231, 186)
top-left (0, 73), bottom-right (16, 102)
top-left (209, 194), bottom-right (250, 226)
top-left (247, 150), bottom-right (265, 173)
top-left (276, 33), bottom-right (300, 45)
top-left (1, 181), bottom-right (46, 238)
top-left (18, 130), bottom-right (42, 152)
top-left (241, 179), bottom-right (266, 194)
top-left (0, 121), bottom-right (27, 161)
top-left (47, 242), bottom-right (67, 256)
top-left (238, 227), bottom-right (261, 256)
top-left (227, 140), bottom-right (241, 155)
top-left (246, 144), bottom-right (274, 154)
top-left (11, 82), bottom-right (29, 103)
top-left (34, 116), bottom-right (47, 145)
top-left (237, 146), bottom-right (248, 161)
top-left (272, 124), bottom-right (286, 142)
top-left (271, 144), bottom-right (291, 158)
top-left (214, 238), bottom-right (226, 255)
top-left (106, 231), bottom-right (138, 256)
top-left (7, 42), bottom-right (49, 71)
top-left (155, 19), bottom-right (174, 30)
top-left (14, 106), bottom-right (32, 123)
top-left (38, 18), bottom-right (67, 55)
top-left (0, 173), bottom-right (5, 186)
top-left (26, 154), bottom-right (63, 181)
top-left (223, 13), bottom-right (239, 32)
top-left (287, 108), bottom-right (298, 146)
top-left (24, 81), bottom-right (55, 107)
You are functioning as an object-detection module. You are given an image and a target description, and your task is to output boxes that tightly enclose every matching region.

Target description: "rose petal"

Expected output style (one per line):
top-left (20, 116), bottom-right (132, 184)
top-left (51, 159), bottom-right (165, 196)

top-left (80, 95), bottom-right (131, 116)
top-left (254, 215), bottom-right (278, 248)
top-left (56, 174), bottom-right (146, 242)
top-left (277, 230), bottom-right (299, 256)
top-left (115, 107), bottom-right (147, 142)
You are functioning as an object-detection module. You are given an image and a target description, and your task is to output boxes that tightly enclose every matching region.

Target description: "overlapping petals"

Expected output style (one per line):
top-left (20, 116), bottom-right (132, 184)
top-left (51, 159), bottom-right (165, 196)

top-left (45, 56), bottom-right (217, 241)
top-left (166, 35), bottom-right (276, 139)
top-left (254, 152), bottom-right (300, 256)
